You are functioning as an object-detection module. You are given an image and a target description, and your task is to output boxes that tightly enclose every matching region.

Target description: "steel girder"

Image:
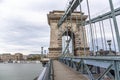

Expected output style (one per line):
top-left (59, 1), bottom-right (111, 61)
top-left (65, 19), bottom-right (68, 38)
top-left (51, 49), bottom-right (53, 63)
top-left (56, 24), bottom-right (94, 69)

top-left (85, 7), bottom-right (120, 25)
top-left (57, 0), bottom-right (120, 26)
top-left (59, 56), bottom-right (120, 80)
top-left (57, 0), bottom-right (83, 27)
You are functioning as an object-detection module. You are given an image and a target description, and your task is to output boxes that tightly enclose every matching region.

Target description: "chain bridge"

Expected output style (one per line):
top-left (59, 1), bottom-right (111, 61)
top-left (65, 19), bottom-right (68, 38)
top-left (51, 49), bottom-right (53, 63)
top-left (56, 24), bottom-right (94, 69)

top-left (39, 0), bottom-right (120, 80)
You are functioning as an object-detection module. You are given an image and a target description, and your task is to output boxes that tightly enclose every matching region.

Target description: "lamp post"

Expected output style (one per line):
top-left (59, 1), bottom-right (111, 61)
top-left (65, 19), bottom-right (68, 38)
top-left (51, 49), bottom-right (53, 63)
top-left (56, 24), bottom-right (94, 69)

top-left (41, 47), bottom-right (44, 58)
top-left (107, 40), bottom-right (112, 54)
top-left (44, 50), bottom-right (46, 54)
top-left (96, 46), bottom-right (99, 56)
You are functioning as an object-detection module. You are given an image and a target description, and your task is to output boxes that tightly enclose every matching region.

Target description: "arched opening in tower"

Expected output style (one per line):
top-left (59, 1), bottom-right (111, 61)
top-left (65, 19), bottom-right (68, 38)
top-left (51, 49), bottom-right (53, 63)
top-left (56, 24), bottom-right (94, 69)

top-left (62, 30), bottom-right (75, 56)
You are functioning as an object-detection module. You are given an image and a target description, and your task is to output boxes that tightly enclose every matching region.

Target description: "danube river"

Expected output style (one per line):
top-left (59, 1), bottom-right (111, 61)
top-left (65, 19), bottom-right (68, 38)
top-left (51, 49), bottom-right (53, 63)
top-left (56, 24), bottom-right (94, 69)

top-left (0, 63), bottom-right (44, 80)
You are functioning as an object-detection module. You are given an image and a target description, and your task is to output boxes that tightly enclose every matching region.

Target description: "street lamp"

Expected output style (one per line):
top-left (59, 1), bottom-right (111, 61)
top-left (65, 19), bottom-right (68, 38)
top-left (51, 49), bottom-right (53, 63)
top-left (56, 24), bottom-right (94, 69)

top-left (44, 50), bottom-right (46, 54)
top-left (107, 40), bottom-right (112, 53)
top-left (96, 46), bottom-right (99, 55)
top-left (41, 47), bottom-right (44, 58)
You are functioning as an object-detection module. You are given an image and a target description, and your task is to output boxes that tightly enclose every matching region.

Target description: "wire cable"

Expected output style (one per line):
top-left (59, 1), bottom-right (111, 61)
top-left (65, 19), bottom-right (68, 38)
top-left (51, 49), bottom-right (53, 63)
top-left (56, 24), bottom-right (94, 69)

top-left (109, 18), bottom-right (117, 53)
top-left (99, 21), bottom-right (104, 50)
top-left (86, 0), bottom-right (95, 53)
top-left (79, 0), bottom-right (87, 56)
top-left (94, 23), bottom-right (99, 53)
top-left (101, 20), bottom-right (107, 50)
top-left (70, 9), bottom-right (74, 56)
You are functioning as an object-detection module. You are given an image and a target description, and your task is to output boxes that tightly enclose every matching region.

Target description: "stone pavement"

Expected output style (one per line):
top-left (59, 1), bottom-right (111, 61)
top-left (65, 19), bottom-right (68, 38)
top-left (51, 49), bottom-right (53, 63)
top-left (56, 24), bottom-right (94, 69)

top-left (53, 60), bottom-right (88, 80)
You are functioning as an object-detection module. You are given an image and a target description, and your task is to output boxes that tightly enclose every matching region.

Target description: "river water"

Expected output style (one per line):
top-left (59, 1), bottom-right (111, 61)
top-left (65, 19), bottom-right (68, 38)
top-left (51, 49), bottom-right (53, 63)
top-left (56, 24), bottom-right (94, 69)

top-left (0, 63), bottom-right (44, 80)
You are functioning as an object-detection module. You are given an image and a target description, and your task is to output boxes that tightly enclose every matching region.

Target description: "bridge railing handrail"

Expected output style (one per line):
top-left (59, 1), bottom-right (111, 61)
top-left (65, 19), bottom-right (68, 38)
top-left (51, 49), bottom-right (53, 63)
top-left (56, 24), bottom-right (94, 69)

top-left (60, 55), bottom-right (120, 61)
top-left (37, 67), bottom-right (48, 80)
top-left (59, 56), bottom-right (120, 80)
top-left (37, 60), bottom-right (54, 80)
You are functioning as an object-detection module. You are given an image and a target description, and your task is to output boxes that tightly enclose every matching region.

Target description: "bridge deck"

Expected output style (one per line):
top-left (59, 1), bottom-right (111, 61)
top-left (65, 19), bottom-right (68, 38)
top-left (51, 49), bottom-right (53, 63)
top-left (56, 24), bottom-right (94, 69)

top-left (53, 60), bottom-right (88, 80)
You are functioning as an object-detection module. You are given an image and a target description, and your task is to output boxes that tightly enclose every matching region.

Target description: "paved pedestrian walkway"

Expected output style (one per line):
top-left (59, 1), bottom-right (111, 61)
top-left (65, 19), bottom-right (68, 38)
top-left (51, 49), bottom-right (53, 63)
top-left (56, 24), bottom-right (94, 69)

top-left (53, 60), bottom-right (88, 80)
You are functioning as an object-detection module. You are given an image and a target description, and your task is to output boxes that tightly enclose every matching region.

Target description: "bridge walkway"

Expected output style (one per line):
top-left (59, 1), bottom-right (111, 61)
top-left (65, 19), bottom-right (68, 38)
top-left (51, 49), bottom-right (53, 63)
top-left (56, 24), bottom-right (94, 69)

top-left (53, 60), bottom-right (88, 80)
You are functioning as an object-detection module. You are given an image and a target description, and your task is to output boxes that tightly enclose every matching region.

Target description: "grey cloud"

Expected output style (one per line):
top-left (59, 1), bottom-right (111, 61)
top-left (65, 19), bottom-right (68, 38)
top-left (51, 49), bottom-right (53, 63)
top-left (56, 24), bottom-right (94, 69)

top-left (24, 0), bottom-right (68, 12)
top-left (0, 16), bottom-right (49, 47)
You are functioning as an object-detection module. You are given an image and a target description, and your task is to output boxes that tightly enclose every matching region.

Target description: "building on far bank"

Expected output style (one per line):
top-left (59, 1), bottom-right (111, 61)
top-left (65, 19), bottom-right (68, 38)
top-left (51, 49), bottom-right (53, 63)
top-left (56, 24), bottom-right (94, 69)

top-left (10, 55), bottom-right (15, 60)
top-left (1, 53), bottom-right (12, 61)
top-left (14, 53), bottom-right (23, 60)
top-left (0, 53), bottom-right (23, 61)
top-left (23, 55), bottom-right (27, 60)
top-left (27, 54), bottom-right (41, 60)
top-left (0, 53), bottom-right (42, 61)
top-left (0, 54), bottom-right (1, 60)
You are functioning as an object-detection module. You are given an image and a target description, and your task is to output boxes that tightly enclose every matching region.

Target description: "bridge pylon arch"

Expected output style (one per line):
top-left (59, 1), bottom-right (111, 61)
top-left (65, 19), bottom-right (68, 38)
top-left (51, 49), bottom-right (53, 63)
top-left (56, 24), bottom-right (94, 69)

top-left (47, 11), bottom-right (89, 59)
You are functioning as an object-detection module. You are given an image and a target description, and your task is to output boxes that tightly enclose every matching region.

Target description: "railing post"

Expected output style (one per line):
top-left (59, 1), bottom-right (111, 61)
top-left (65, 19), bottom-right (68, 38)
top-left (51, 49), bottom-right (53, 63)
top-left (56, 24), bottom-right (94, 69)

top-left (81, 59), bottom-right (84, 73)
top-left (48, 59), bottom-right (54, 80)
top-left (114, 61), bottom-right (120, 80)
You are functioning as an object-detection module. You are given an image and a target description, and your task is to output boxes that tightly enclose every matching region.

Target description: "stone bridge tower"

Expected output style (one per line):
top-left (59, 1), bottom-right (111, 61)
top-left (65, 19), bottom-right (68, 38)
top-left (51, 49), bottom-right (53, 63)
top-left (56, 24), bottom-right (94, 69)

top-left (47, 11), bottom-right (89, 59)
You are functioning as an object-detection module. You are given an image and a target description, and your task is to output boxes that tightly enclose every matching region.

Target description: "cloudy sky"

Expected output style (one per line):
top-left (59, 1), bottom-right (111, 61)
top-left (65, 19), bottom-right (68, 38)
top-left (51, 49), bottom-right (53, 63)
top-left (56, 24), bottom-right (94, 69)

top-left (0, 0), bottom-right (119, 54)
